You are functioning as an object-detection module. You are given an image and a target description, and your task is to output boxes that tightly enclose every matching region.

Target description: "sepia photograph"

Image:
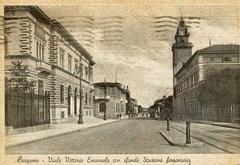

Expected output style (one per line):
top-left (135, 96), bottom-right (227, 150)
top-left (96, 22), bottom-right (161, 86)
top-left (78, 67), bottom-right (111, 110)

top-left (0, 0), bottom-right (240, 164)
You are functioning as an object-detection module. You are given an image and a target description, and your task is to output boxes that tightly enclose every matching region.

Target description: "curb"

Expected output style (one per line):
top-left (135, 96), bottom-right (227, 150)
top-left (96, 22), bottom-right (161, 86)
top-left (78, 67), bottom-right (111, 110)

top-left (159, 131), bottom-right (175, 146)
top-left (210, 123), bottom-right (240, 130)
top-left (6, 119), bottom-right (121, 148)
top-left (192, 121), bottom-right (240, 130)
top-left (160, 129), bottom-right (205, 148)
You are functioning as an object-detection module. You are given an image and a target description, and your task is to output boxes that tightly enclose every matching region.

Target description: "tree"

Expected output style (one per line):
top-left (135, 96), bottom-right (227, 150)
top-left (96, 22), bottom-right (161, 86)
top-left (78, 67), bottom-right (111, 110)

top-left (7, 61), bottom-right (36, 92)
top-left (199, 68), bottom-right (240, 105)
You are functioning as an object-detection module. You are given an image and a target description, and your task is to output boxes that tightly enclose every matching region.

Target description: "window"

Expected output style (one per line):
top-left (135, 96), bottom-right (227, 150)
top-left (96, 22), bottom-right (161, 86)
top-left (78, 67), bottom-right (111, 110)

top-left (192, 74), bottom-right (195, 85)
top-left (61, 111), bottom-right (65, 118)
top-left (60, 85), bottom-right (64, 103)
top-left (36, 42), bottom-right (38, 59)
top-left (85, 92), bottom-right (88, 105)
top-left (38, 80), bottom-right (44, 95)
top-left (74, 58), bottom-right (78, 75)
top-left (116, 103), bottom-right (119, 113)
top-left (85, 66), bottom-right (88, 80)
top-left (209, 57), bottom-right (215, 62)
top-left (89, 67), bottom-right (93, 82)
top-left (35, 23), bottom-right (46, 41)
top-left (59, 48), bottom-right (64, 69)
top-left (121, 104), bottom-right (124, 113)
top-left (99, 103), bottom-right (105, 113)
top-left (222, 57), bottom-right (231, 62)
top-left (89, 93), bottom-right (91, 105)
top-left (68, 55), bottom-right (72, 72)
top-left (36, 41), bottom-right (44, 61)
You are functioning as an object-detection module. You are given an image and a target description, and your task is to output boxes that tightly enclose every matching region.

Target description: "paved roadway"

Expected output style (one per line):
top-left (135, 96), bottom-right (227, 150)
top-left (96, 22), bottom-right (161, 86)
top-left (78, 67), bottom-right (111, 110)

top-left (6, 119), bottom-right (234, 154)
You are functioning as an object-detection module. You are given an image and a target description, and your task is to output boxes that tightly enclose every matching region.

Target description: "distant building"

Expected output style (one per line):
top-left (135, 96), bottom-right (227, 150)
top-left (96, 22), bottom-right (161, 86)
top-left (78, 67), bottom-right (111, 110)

top-left (172, 18), bottom-right (240, 122)
top-left (130, 98), bottom-right (138, 115)
top-left (154, 96), bottom-right (173, 120)
top-left (4, 6), bottom-right (95, 127)
top-left (141, 107), bottom-right (149, 117)
top-left (93, 82), bottom-right (128, 119)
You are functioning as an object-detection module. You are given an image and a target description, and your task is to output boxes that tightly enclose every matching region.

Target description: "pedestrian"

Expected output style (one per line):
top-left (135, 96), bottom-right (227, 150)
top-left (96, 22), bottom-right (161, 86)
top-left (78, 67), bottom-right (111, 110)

top-left (120, 113), bottom-right (122, 119)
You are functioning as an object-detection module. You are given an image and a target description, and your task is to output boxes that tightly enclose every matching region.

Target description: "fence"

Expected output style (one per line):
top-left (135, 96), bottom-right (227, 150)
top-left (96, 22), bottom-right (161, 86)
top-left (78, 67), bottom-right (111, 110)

top-left (202, 104), bottom-right (240, 122)
top-left (5, 88), bottom-right (50, 129)
top-left (173, 103), bottom-right (240, 122)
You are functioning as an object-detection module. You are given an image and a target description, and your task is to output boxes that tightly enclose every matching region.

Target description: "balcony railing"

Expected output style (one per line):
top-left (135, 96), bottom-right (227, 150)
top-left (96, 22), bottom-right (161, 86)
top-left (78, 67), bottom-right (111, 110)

top-left (95, 96), bottom-right (110, 100)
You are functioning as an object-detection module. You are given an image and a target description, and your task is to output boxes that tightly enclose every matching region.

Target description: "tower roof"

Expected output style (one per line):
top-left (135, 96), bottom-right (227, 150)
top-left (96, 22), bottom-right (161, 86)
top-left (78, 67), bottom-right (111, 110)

top-left (176, 17), bottom-right (189, 36)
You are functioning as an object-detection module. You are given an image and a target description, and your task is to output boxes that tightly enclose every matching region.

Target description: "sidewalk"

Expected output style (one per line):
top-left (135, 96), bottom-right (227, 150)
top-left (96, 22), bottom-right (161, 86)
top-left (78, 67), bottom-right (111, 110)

top-left (5, 117), bottom-right (119, 147)
top-left (193, 120), bottom-right (240, 129)
top-left (159, 125), bottom-right (203, 147)
top-left (160, 121), bottom-right (240, 153)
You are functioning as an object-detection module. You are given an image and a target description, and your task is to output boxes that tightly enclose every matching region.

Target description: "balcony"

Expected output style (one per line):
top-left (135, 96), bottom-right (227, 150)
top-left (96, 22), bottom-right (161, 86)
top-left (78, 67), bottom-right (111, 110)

top-left (36, 61), bottom-right (52, 74)
top-left (95, 96), bottom-right (110, 101)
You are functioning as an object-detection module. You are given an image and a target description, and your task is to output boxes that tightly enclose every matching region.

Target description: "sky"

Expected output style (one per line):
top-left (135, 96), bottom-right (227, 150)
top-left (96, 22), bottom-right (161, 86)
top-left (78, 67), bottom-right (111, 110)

top-left (41, 1), bottom-right (240, 107)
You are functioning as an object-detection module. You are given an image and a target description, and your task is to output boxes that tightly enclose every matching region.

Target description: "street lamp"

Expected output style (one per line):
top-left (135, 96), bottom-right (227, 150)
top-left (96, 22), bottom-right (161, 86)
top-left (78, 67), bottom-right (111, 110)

top-left (78, 57), bottom-right (84, 124)
top-left (166, 111), bottom-right (170, 131)
top-left (186, 121), bottom-right (191, 144)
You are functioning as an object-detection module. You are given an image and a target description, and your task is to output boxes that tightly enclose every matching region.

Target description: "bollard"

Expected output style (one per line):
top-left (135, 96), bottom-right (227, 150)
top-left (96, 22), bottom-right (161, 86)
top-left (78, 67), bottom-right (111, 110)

top-left (186, 121), bottom-right (191, 144)
top-left (167, 117), bottom-right (170, 131)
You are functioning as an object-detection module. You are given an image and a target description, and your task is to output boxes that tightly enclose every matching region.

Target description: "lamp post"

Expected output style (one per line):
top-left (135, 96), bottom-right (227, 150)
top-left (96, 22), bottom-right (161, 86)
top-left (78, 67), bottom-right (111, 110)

top-left (186, 121), bottom-right (191, 144)
top-left (78, 58), bottom-right (84, 124)
top-left (166, 108), bottom-right (170, 131)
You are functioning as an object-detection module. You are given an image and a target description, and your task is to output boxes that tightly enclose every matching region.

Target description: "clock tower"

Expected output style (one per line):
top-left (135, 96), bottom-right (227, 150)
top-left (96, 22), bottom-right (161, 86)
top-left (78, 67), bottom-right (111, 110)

top-left (172, 17), bottom-right (193, 78)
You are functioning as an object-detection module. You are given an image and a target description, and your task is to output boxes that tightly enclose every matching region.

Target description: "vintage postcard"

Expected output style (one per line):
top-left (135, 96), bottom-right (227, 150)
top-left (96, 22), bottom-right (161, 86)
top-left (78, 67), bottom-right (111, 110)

top-left (0, 0), bottom-right (240, 165)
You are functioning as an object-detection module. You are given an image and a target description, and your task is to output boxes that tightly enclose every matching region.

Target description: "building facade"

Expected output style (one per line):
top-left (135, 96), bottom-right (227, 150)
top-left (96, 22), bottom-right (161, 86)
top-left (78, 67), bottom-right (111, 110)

top-left (5, 6), bottom-right (95, 124)
top-left (94, 82), bottom-right (128, 119)
top-left (130, 98), bottom-right (138, 115)
top-left (172, 18), bottom-right (240, 122)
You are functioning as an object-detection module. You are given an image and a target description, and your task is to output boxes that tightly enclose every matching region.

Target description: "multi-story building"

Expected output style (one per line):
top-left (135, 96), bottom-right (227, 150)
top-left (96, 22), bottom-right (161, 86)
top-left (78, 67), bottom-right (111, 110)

top-left (4, 6), bottom-right (95, 125)
top-left (172, 18), bottom-right (240, 122)
top-left (93, 82), bottom-right (128, 119)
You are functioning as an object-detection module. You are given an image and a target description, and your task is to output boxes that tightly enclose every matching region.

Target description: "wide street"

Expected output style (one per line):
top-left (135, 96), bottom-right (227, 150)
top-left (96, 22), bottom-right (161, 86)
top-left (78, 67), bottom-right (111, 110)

top-left (6, 119), bottom-right (239, 154)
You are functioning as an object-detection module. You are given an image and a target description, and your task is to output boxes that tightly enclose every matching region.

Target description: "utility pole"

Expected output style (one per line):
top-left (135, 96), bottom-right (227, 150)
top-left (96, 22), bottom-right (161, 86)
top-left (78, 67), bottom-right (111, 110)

top-left (78, 55), bottom-right (84, 124)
